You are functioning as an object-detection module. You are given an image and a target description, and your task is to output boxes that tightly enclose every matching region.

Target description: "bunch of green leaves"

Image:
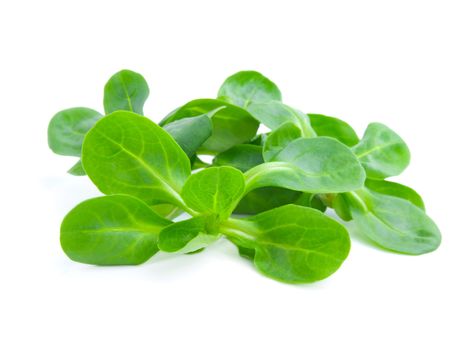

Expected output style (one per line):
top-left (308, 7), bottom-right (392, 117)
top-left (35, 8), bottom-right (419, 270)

top-left (48, 69), bottom-right (441, 284)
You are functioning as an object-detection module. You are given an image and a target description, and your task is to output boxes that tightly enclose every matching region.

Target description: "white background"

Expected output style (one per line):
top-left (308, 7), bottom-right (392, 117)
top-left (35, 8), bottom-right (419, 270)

top-left (1, 1), bottom-right (466, 349)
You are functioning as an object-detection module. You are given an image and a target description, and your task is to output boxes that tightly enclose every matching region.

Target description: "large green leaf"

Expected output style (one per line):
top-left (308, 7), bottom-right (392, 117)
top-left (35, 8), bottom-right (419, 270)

top-left (48, 107), bottom-right (103, 157)
top-left (263, 122), bottom-right (301, 161)
top-left (158, 216), bottom-right (219, 254)
top-left (343, 189), bottom-right (441, 254)
top-left (221, 205), bottom-right (351, 283)
top-left (352, 123), bottom-right (410, 179)
top-left (82, 111), bottom-right (191, 207)
top-left (163, 114), bottom-right (212, 158)
top-left (181, 167), bottom-right (245, 221)
top-left (247, 101), bottom-right (315, 137)
top-left (212, 144), bottom-right (264, 172)
top-left (60, 195), bottom-right (170, 265)
top-left (160, 99), bottom-right (259, 153)
top-left (103, 69), bottom-right (149, 115)
top-left (308, 114), bottom-right (359, 146)
top-left (245, 137), bottom-right (365, 193)
top-left (217, 70), bottom-right (281, 108)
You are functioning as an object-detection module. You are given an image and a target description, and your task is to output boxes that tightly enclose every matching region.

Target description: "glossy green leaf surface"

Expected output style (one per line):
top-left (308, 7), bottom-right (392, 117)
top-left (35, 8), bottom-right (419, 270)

top-left (103, 69), bottom-right (149, 115)
top-left (352, 123), bottom-right (410, 179)
top-left (345, 189), bottom-right (441, 254)
top-left (182, 167), bottom-right (245, 220)
top-left (247, 101), bottom-right (316, 137)
top-left (163, 114), bottom-right (212, 158)
top-left (161, 99), bottom-right (258, 153)
top-left (48, 107), bottom-right (103, 157)
top-left (82, 111), bottom-right (191, 206)
top-left (245, 137), bottom-right (365, 193)
top-left (61, 195), bottom-right (171, 265)
top-left (263, 122), bottom-right (301, 161)
top-left (158, 216), bottom-right (219, 253)
top-left (365, 179), bottom-right (425, 210)
top-left (213, 144), bottom-right (263, 172)
top-left (217, 71), bottom-right (281, 108)
top-left (221, 205), bottom-right (351, 283)
top-left (308, 114), bottom-right (359, 146)
top-left (68, 160), bottom-right (86, 176)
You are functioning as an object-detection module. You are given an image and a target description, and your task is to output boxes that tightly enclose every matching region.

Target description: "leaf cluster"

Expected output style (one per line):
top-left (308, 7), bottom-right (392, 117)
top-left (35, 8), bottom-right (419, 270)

top-left (48, 69), bottom-right (441, 284)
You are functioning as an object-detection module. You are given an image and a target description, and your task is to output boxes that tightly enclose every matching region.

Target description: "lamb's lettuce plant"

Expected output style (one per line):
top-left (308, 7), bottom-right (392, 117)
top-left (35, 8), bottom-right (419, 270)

top-left (48, 69), bottom-right (441, 285)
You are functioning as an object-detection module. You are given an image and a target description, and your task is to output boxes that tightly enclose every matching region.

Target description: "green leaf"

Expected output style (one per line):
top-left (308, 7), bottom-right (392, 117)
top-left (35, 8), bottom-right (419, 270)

top-left (221, 205), bottom-right (351, 284)
top-left (352, 123), bottom-right (410, 179)
top-left (160, 99), bottom-right (259, 153)
top-left (151, 203), bottom-right (184, 220)
top-left (234, 187), bottom-right (302, 215)
top-left (344, 189), bottom-right (441, 254)
top-left (245, 137), bottom-right (365, 193)
top-left (48, 107), bottom-right (103, 157)
top-left (82, 111), bottom-right (191, 207)
top-left (217, 70), bottom-right (282, 108)
top-left (332, 194), bottom-right (353, 221)
top-left (248, 133), bottom-right (268, 146)
top-left (247, 101), bottom-right (316, 137)
top-left (60, 195), bottom-right (171, 265)
top-left (163, 114), bottom-right (212, 158)
top-left (365, 179), bottom-right (425, 210)
top-left (308, 114), bottom-right (359, 146)
top-left (181, 167), bottom-right (245, 220)
top-left (103, 69), bottom-right (149, 115)
top-left (158, 216), bottom-right (219, 253)
top-left (68, 160), bottom-right (86, 176)
top-left (213, 144), bottom-right (264, 172)
top-left (263, 122), bottom-right (301, 161)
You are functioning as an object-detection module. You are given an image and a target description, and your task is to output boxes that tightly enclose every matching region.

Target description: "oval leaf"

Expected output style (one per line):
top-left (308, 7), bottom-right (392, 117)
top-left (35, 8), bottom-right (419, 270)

top-left (217, 70), bottom-right (282, 108)
top-left (181, 166), bottom-right (245, 220)
top-left (221, 205), bottom-right (351, 283)
top-left (352, 123), bottom-right (410, 179)
top-left (103, 69), bottom-right (149, 115)
top-left (345, 189), bottom-right (441, 254)
top-left (234, 187), bottom-right (302, 215)
top-left (308, 114), bottom-right (359, 146)
top-left (82, 111), bottom-right (191, 206)
top-left (60, 195), bottom-right (171, 265)
top-left (161, 99), bottom-right (259, 153)
top-left (245, 137), bottom-right (365, 193)
top-left (365, 179), bottom-right (425, 210)
top-left (48, 107), bottom-right (103, 157)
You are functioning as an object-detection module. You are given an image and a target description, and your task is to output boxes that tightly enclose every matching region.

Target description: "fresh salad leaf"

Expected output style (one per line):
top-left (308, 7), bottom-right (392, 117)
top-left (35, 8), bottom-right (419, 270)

top-left (308, 114), bottom-right (359, 147)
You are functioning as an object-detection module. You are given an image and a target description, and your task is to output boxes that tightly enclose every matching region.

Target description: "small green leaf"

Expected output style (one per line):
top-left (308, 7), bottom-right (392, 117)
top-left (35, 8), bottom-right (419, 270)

top-left (60, 195), bottom-right (171, 265)
top-left (352, 123), bottom-right (410, 179)
top-left (308, 114), bottom-right (359, 146)
top-left (158, 216), bottom-right (219, 253)
top-left (181, 167), bottom-right (245, 220)
top-left (344, 189), bottom-right (441, 254)
top-left (234, 187), bottom-right (302, 215)
top-left (68, 160), bottom-right (86, 176)
top-left (163, 114), bottom-right (212, 158)
top-left (247, 101), bottom-right (316, 137)
top-left (365, 179), bottom-right (425, 210)
top-left (48, 107), bottom-right (103, 157)
top-left (103, 69), bottom-right (149, 115)
top-left (82, 111), bottom-right (191, 207)
top-left (221, 205), bottom-right (351, 284)
top-left (245, 137), bottom-right (365, 194)
top-left (161, 99), bottom-right (259, 153)
top-left (263, 122), bottom-right (301, 161)
top-left (213, 144), bottom-right (264, 172)
top-left (218, 71), bottom-right (282, 108)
